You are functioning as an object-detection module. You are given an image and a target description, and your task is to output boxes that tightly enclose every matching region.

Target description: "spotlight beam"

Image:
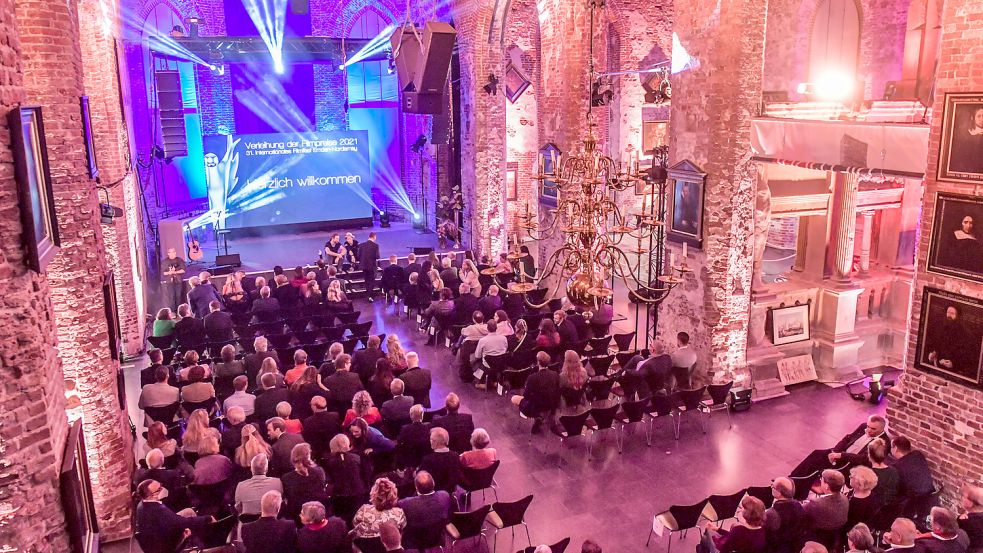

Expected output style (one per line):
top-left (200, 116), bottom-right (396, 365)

top-left (241, 0), bottom-right (288, 72)
top-left (340, 24), bottom-right (397, 68)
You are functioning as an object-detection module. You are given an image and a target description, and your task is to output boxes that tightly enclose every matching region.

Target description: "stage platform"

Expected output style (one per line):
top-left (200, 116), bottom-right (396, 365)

top-left (186, 222), bottom-right (449, 274)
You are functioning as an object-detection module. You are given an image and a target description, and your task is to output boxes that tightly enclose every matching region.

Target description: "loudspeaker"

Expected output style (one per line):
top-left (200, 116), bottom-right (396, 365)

top-left (403, 92), bottom-right (445, 114)
top-left (431, 111), bottom-right (450, 144)
top-left (390, 25), bottom-right (424, 92)
top-left (290, 0), bottom-right (308, 14)
top-left (215, 253), bottom-right (242, 267)
top-left (155, 71), bottom-right (188, 158)
top-left (413, 247), bottom-right (434, 255)
top-left (414, 21), bottom-right (457, 94)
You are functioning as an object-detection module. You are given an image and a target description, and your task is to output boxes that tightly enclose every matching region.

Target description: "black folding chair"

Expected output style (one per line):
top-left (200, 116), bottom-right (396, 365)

top-left (549, 411), bottom-right (594, 465)
top-left (612, 331), bottom-right (636, 351)
top-left (588, 404), bottom-right (622, 454)
top-left (700, 381), bottom-right (734, 428)
top-left (647, 499), bottom-right (709, 551)
top-left (701, 489), bottom-right (747, 525)
top-left (487, 494), bottom-right (534, 552)
top-left (459, 459), bottom-right (500, 506)
top-left (446, 505), bottom-right (492, 551)
top-left (144, 402), bottom-right (180, 425)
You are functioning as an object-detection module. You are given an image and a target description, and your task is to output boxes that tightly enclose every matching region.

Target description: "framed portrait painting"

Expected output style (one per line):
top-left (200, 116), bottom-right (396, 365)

top-left (538, 143), bottom-right (561, 207)
top-left (666, 159), bottom-right (706, 248)
top-left (504, 63), bottom-right (531, 104)
top-left (9, 106), bottom-right (60, 273)
top-left (915, 287), bottom-right (983, 390)
top-left (937, 92), bottom-right (983, 184)
top-left (768, 302), bottom-right (811, 346)
top-left (927, 192), bottom-right (983, 283)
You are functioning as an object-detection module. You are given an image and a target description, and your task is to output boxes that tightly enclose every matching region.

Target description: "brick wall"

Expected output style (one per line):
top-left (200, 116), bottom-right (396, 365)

top-left (16, 0), bottom-right (134, 539)
top-left (887, 0), bottom-right (983, 503)
top-left (0, 1), bottom-right (74, 550)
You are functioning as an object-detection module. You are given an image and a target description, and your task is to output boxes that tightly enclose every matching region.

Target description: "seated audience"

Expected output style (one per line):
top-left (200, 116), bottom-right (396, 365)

top-left (868, 437), bottom-right (900, 507)
top-left (766, 477), bottom-right (807, 553)
top-left (400, 352), bottom-right (432, 408)
top-left (559, 350), bottom-right (591, 407)
top-left (250, 286), bottom-right (280, 320)
top-left (234, 453), bottom-right (282, 516)
top-left (203, 301), bottom-right (233, 342)
top-left (381, 255), bottom-right (405, 303)
top-left (288, 366), bottom-right (329, 419)
top-left (139, 366), bottom-right (180, 411)
top-left (182, 409), bottom-right (217, 456)
top-left (381, 378), bottom-right (413, 430)
top-left (277, 401), bottom-right (303, 434)
top-left (422, 287), bottom-right (455, 333)
top-left (152, 308), bottom-right (176, 337)
top-left (220, 406), bottom-right (247, 458)
top-left (324, 280), bottom-right (350, 312)
top-left (536, 318), bottom-right (562, 348)
top-left (223, 375), bottom-right (255, 416)
top-left (353, 478), bottom-right (407, 539)
top-left (454, 284), bottom-right (479, 325)
top-left (173, 303), bottom-right (205, 343)
top-left (353, 335), bottom-right (387, 382)
top-left (493, 310), bottom-right (514, 336)
top-left (146, 421), bottom-right (179, 458)
top-left (234, 424), bottom-right (273, 469)
top-left (267, 417), bottom-right (305, 476)
top-left (133, 448), bottom-right (188, 494)
top-left (297, 501), bottom-right (350, 553)
top-left (397, 471), bottom-right (451, 547)
top-left (848, 466), bottom-right (882, 531)
top-left (386, 335), bottom-right (409, 372)
top-left (473, 320), bottom-right (508, 387)
top-left (323, 353), bottom-right (364, 414)
top-left (419, 427), bottom-right (461, 494)
top-left (959, 484), bottom-right (983, 553)
top-left (255, 372), bottom-right (290, 422)
top-left (324, 434), bottom-right (368, 501)
top-left (134, 479), bottom-right (212, 553)
top-left (882, 518), bottom-right (924, 552)
top-left (916, 507), bottom-right (968, 553)
top-left (396, 404), bottom-right (432, 468)
top-left (244, 336), bottom-right (278, 384)
top-left (192, 436), bottom-right (233, 485)
top-left (367, 359), bottom-right (396, 409)
top-left (846, 523), bottom-right (876, 553)
top-left (460, 428), bottom-right (497, 470)
top-left (140, 349), bottom-right (167, 388)
top-left (698, 496), bottom-right (767, 553)
top-left (180, 365), bottom-right (216, 413)
top-left (891, 437), bottom-right (936, 504)
top-left (241, 490), bottom-right (297, 553)
top-left (478, 285), bottom-right (503, 320)
top-left (433, 392), bottom-right (475, 453)
top-left (554, 310), bottom-right (578, 343)
top-left (255, 356), bottom-right (285, 390)
top-left (794, 415), bottom-right (890, 477)
top-left (302, 396), bottom-right (341, 458)
top-left (509, 318), bottom-right (533, 351)
top-left (285, 350), bottom-right (310, 386)
top-left (214, 346), bottom-right (243, 381)
top-left (344, 390), bottom-right (382, 426)
top-left (802, 542), bottom-right (830, 553)
top-left (803, 470), bottom-right (850, 537)
top-left (282, 443), bottom-right (327, 520)
top-left (511, 351), bottom-right (560, 434)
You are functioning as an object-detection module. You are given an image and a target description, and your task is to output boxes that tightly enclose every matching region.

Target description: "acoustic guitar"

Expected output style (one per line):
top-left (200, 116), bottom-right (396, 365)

top-left (187, 230), bottom-right (203, 261)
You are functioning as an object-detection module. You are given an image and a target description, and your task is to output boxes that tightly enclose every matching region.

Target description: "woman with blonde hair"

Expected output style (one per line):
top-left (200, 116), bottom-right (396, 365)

top-left (847, 465), bottom-right (881, 530)
top-left (460, 259), bottom-right (481, 296)
top-left (255, 356), bottom-right (285, 389)
top-left (386, 334), bottom-right (408, 371)
top-left (325, 279), bottom-right (350, 312)
top-left (234, 423), bottom-right (272, 468)
top-left (428, 268), bottom-right (444, 292)
top-left (353, 477), bottom-right (406, 539)
top-left (222, 271), bottom-right (246, 307)
top-left (181, 409), bottom-right (212, 453)
top-left (559, 350), bottom-right (592, 407)
top-left (344, 390), bottom-right (381, 426)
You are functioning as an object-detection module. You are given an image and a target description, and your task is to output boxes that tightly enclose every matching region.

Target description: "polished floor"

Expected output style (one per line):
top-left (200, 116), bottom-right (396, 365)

top-left (114, 296), bottom-right (887, 553)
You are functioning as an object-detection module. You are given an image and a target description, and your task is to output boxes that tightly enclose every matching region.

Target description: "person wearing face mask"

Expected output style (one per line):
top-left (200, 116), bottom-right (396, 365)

top-left (134, 479), bottom-right (212, 553)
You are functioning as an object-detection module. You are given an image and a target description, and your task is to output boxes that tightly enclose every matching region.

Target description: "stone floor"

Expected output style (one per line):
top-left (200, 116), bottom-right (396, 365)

top-left (109, 296), bottom-right (887, 553)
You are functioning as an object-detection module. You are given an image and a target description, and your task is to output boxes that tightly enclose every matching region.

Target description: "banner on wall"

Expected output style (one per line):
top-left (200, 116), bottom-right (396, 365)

top-left (200, 130), bottom-right (373, 230)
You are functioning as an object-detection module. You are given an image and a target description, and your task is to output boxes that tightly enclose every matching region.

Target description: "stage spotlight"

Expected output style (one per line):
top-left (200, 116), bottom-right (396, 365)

top-left (274, 58), bottom-right (285, 74)
top-left (483, 74), bottom-right (499, 95)
top-left (379, 210), bottom-right (391, 228)
top-left (410, 134), bottom-right (427, 153)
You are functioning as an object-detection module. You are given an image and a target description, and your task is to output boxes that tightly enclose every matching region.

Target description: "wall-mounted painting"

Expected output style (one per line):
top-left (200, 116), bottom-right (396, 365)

top-left (769, 302), bottom-right (812, 346)
top-left (666, 160), bottom-right (706, 248)
top-left (937, 92), bottom-right (983, 184)
top-left (927, 192), bottom-right (983, 283)
top-left (915, 287), bottom-right (983, 390)
top-left (9, 106), bottom-right (60, 272)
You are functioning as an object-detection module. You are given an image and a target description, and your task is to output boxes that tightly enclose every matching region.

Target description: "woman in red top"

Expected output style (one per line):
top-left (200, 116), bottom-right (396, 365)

top-left (460, 428), bottom-right (497, 470)
top-left (343, 390), bottom-right (381, 426)
top-left (536, 319), bottom-right (562, 348)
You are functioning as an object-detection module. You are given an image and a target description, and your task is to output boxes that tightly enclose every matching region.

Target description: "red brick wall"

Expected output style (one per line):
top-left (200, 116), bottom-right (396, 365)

top-left (15, 0), bottom-right (134, 539)
top-left (887, 0), bottom-right (983, 503)
top-left (0, 1), bottom-right (74, 549)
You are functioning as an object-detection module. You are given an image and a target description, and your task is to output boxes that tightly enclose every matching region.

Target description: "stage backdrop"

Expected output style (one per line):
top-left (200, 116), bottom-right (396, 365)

top-left (202, 130), bottom-right (374, 229)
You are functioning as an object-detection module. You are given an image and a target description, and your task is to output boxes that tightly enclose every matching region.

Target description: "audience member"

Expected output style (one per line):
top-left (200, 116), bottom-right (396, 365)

top-left (474, 320), bottom-right (508, 388)
top-left (554, 310), bottom-right (578, 343)
top-left (297, 501), bottom-right (350, 553)
top-left (454, 284), bottom-right (480, 325)
top-left (916, 507), bottom-right (968, 553)
top-left (203, 301), bottom-right (233, 342)
top-left (381, 379), bottom-right (413, 429)
top-left (511, 351), bottom-right (560, 433)
top-left (132, 449), bottom-right (187, 494)
top-left (285, 350), bottom-right (310, 386)
top-left (891, 437), bottom-right (935, 502)
top-left (140, 349), bottom-right (167, 388)
top-left (847, 466), bottom-right (881, 531)
top-left (353, 478), bottom-right (407, 539)
top-left (698, 496), bottom-right (767, 553)
top-left (347, 416), bottom-right (395, 456)
top-left (173, 303), bottom-right (204, 343)
top-left (397, 471), bottom-right (451, 548)
top-left (288, 366), bottom-right (329, 419)
top-left (381, 255), bottom-right (405, 304)
top-left (234, 453), bottom-right (282, 515)
top-left (234, 423), bottom-right (272, 469)
top-left (192, 436), bottom-right (233, 485)
top-left (344, 390), bottom-right (382, 426)
top-left (433, 393), bottom-right (475, 453)
top-left (883, 518), bottom-right (924, 552)
top-left (324, 434), bottom-right (367, 502)
top-left (846, 523), bottom-right (876, 553)
top-left (367, 358), bottom-right (396, 407)
top-left (282, 443), bottom-right (328, 520)
top-left (559, 350), bottom-right (591, 407)
top-left (255, 372), bottom-right (290, 422)
top-left (146, 421), bottom-right (179, 458)
top-left (180, 365), bottom-right (216, 412)
top-left (419, 427), bottom-right (461, 494)
top-left (254, 356), bottom-right (284, 390)
top-left (134, 479), bottom-right (211, 553)
top-left (223, 376), bottom-right (255, 416)
top-left (241, 490), bottom-right (297, 553)
top-left (353, 335), bottom-right (386, 382)
top-left (267, 417), bottom-right (305, 476)
top-left (868, 437), bottom-right (900, 506)
top-left (302, 396), bottom-right (341, 458)
top-left (139, 366), bottom-right (180, 411)
top-left (323, 354), bottom-right (364, 414)
top-left (251, 286), bottom-right (280, 319)
top-left (803, 469), bottom-right (850, 535)
top-left (766, 477), bottom-right (807, 553)
top-left (793, 415), bottom-right (890, 477)
top-left (220, 406), bottom-right (247, 457)
top-left (460, 428), bottom-right (497, 469)
top-left (400, 352), bottom-right (432, 408)
top-left (536, 318), bottom-right (562, 348)
top-left (277, 401), bottom-right (303, 433)
top-left (802, 542), bottom-right (830, 553)
top-left (478, 285), bottom-right (503, 319)
top-left (189, 272), bottom-right (223, 318)
top-left (396, 404), bottom-right (432, 468)
top-left (959, 485), bottom-right (983, 552)
top-left (152, 308), bottom-right (176, 337)
top-left (380, 521), bottom-right (405, 552)
top-left (386, 335), bottom-right (408, 371)
top-left (509, 318), bottom-right (533, 351)
top-left (181, 409), bottom-right (215, 455)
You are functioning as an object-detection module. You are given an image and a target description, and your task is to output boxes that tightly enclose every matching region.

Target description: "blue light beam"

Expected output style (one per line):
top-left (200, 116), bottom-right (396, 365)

top-left (241, 0), bottom-right (288, 73)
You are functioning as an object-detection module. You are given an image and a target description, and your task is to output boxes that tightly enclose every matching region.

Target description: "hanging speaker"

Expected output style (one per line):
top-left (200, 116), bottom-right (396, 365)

top-left (431, 111), bottom-right (451, 144)
top-left (155, 70), bottom-right (188, 158)
top-left (414, 21), bottom-right (457, 94)
top-left (390, 25), bottom-right (424, 92)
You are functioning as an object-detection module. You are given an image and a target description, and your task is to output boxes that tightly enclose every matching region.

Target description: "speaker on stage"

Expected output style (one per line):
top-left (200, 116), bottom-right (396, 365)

top-left (413, 247), bottom-right (434, 255)
top-left (155, 71), bottom-right (188, 158)
top-left (215, 253), bottom-right (242, 268)
top-left (414, 22), bottom-right (457, 94)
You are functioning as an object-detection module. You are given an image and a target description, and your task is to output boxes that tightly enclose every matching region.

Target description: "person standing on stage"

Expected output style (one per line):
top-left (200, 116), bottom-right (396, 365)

top-left (162, 248), bottom-right (187, 311)
top-left (359, 232), bottom-right (381, 303)
top-left (344, 232), bottom-right (360, 270)
top-left (324, 233), bottom-right (345, 266)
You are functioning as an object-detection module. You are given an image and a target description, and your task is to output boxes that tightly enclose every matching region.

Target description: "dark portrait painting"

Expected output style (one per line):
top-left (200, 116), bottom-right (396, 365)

top-left (938, 93), bottom-right (983, 183)
top-left (927, 193), bottom-right (983, 283)
top-left (915, 287), bottom-right (983, 390)
top-left (666, 160), bottom-right (706, 248)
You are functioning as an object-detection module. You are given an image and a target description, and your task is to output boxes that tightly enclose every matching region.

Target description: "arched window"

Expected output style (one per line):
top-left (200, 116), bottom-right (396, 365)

top-left (808, 0), bottom-right (861, 88)
top-left (346, 11), bottom-right (398, 105)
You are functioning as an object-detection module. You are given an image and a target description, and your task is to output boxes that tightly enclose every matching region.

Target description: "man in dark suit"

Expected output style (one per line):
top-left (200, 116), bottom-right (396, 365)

top-left (516, 351), bottom-right (560, 433)
top-left (454, 284), bottom-right (480, 325)
top-left (554, 310), bottom-right (579, 343)
top-left (478, 285), bottom-right (503, 320)
top-left (203, 301), bottom-right (233, 342)
top-left (132, 449), bottom-right (189, 492)
top-left (322, 354), bottom-right (364, 415)
top-left (765, 477), bottom-right (807, 553)
top-left (352, 335), bottom-right (386, 383)
top-left (432, 393), bottom-right (475, 453)
top-left (419, 427), bottom-right (461, 494)
top-left (400, 352), bottom-right (433, 408)
top-left (134, 479), bottom-right (212, 553)
top-left (397, 471), bottom-right (452, 548)
top-left (267, 417), bottom-right (305, 477)
top-left (916, 508), bottom-right (969, 553)
top-left (255, 373), bottom-right (290, 423)
top-left (803, 469), bottom-right (849, 533)
top-left (241, 490), bottom-right (297, 553)
top-left (381, 255), bottom-right (406, 304)
top-left (250, 286), bottom-right (280, 321)
top-left (272, 275), bottom-right (300, 310)
top-left (244, 336), bottom-right (279, 384)
top-left (173, 304), bottom-right (205, 344)
top-left (405, 253), bottom-right (422, 283)
top-left (188, 272), bottom-right (223, 318)
top-left (302, 396), bottom-right (341, 458)
top-left (359, 232), bottom-right (381, 301)
top-left (396, 405), bottom-right (432, 468)
top-left (891, 436), bottom-right (936, 502)
top-left (792, 415), bottom-right (891, 477)
top-left (381, 379), bottom-right (414, 432)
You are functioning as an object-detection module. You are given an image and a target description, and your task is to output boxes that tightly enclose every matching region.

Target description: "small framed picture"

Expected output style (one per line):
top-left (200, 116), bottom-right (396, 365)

top-left (915, 287), bottom-right (983, 390)
top-left (927, 192), bottom-right (983, 283)
top-left (538, 143), bottom-right (561, 206)
top-left (506, 161), bottom-right (518, 201)
top-left (666, 159), bottom-right (706, 248)
top-left (9, 106), bottom-right (60, 273)
top-left (937, 92), bottom-right (983, 184)
top-left (768, 302), bottom-right (812, 346)
top-left (504, 63), bottom-right (531, 104)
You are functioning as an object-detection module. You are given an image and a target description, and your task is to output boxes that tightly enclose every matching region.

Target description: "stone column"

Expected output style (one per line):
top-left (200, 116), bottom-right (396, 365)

top-left (792, 216), bottom-right (809, 272)
top-left (859, 211), bottom-right (875, 272)
top-left (829, 172), bottom-right (860, 281)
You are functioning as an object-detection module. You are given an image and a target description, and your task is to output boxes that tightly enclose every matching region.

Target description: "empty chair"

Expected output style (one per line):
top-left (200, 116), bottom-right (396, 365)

top-left (702, 489), bottom-right (748, 525)
top-left (673, 386), bottom-right (708, 436)
top-left (587, 355), bottom-right (615, 377)
top-left (647, 499), bottom-right (709, 551)
top-left (199, 513), bottom-right (237, 548)
top-left (459, 459), bottom-right (501, 506)
top-left (403, 521), bottom-right (446, 552)
top-left (700, 381), bottom-right (734, 428)
top-left (617, 397), bottom-right (650, 449)
top-left (487, 495), bottom-right (534, 552)
top-left (612, 332), bottom-right (636, 351)
top-left (267, 333), bottom-right (293, 350)
top-left (550, 411), bottom-right (594, 465)
top-left (294, 330), bottom-right (320, 345)
top-left (790, 472), bottom-right (818, 501)
top-left (647, 394), bottom-right (678, 441)
top-left (347, 320), bottom-right (373, 338)
top-left (587, 335), bottom-right (612, 356)
top-left (341, 337), bottom-right (359, 354)
top-left (520, 537), bottom-right (571, 553)
top-left (336, 311), bottom-right (361, 325)
top-left (585, 378), bottom-right (615, 403)
top-left (321, 325), bottom-right (345, 342)
top-left (446, 505), bottom-right (492, 551)
top-left (285, 317), bottom-right (311, 333)
top-left (588, 404), bottom-right (622, 454)
top-left (144, 402), bottom-right (180, 426)
top-left (503, 367), bottom-right (535, 394)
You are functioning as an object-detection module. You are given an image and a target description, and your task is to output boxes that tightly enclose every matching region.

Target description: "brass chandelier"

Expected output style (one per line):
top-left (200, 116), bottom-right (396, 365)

top-left (496, 0), bottom-right (686, 311)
